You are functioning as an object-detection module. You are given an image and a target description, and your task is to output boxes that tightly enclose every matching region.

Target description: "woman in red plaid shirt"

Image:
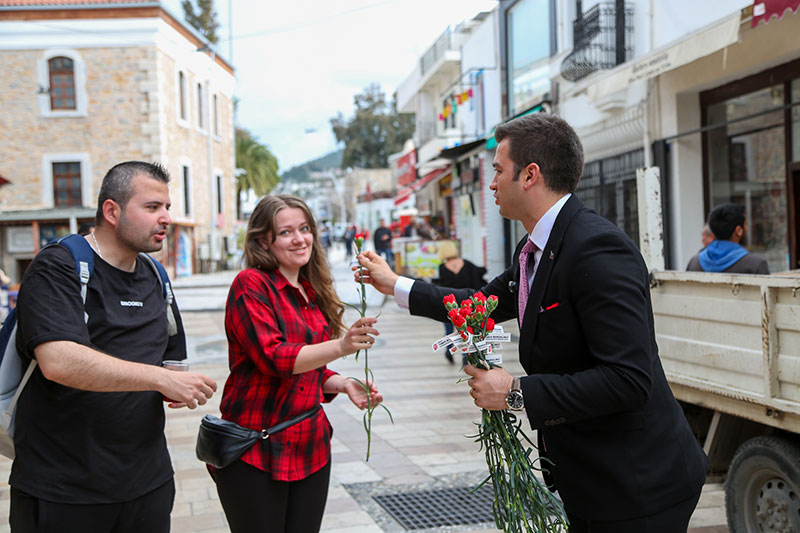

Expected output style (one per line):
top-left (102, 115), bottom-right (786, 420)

top-left (215, 195), bottom-right (382, 532)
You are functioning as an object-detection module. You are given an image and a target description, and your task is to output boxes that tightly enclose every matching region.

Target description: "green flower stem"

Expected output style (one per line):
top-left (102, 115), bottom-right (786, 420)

top-left (351, 246), bottom-right (392, 461)
top-left (465, 339), bottom-right (567, 533)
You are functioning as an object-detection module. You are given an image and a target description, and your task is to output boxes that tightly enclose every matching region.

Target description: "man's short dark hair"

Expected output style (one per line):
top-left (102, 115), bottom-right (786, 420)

top-left (493, 113), bottom-right (584, 194)
top-left (708, 203), bottom-right (745, 240)
top-left (95, 161), bottom-right (170, 225)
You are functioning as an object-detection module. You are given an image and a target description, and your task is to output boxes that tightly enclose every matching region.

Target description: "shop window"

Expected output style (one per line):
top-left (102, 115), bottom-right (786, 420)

top-left (575, 149), bottom-right (643, 246)
top-left (52, 162), bottom-right (82, 207)
top-left (705, 85), bottom-right (787, 271)
top-left (48, 57), bottom-right (76, 110)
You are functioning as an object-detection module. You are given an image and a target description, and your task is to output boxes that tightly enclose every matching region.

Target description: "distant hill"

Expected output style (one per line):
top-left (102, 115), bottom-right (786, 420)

top-left (281, 149), bottom-right (343, 182)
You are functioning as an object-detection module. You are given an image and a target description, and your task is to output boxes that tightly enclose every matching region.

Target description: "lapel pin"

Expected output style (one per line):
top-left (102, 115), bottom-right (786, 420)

top-left (549, 251), bottom-right (555, 260)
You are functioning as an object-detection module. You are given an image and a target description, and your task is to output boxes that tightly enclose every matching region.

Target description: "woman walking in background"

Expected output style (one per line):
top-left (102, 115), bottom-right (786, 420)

top-left (215, 194), bottom-right (382, 532)
top-left (434, 241), bottom-right (487, 364)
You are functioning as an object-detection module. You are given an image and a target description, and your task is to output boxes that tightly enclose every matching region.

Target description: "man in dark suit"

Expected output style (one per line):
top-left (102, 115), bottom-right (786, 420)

top-left (357, 113), bottom-right (708, 532)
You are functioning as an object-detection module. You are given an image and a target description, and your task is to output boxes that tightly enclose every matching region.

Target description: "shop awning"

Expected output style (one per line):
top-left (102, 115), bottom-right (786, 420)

top-left (752, 0), bottom-right (800, 27)
top-left (587, 12), bottom-right (741, 99)
top-left (0, 207), bottom-right (94, 222)
top-left (485, 103), bottom-right (547, 150)
top-left (393, 165), bottom-right (452, 205)
top-left (439, 138), bottom-right (487, 160)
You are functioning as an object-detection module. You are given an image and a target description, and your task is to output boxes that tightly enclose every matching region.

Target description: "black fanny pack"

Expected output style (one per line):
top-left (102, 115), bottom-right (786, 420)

top-left (196, 405), bottom-right (321, 469)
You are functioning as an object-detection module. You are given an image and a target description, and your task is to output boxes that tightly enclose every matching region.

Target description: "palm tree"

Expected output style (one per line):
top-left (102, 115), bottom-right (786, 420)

top-left (235, 127), bottom-right (279, 220)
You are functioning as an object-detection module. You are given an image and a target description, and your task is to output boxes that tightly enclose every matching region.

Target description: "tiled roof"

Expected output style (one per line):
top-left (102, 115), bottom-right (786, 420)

top-left (0, 1), bottom-right (154, 6)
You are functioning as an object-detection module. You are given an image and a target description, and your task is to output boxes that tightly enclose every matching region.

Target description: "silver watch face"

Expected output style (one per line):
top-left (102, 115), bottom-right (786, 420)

top-left (506, 390), bottom-right (524, 410)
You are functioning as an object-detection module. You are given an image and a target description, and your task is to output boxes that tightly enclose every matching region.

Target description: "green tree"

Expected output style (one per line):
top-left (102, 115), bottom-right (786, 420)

top-left (330, 84), bottom-right (415, 168)
top-left (181, 0), bottom-right (220, 44)
top-left (235, 127), bottom-right (280, 219)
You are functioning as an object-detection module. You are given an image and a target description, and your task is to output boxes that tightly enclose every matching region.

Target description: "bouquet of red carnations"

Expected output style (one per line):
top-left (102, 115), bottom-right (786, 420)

top-left (441, 292), bottom-right (568, 533)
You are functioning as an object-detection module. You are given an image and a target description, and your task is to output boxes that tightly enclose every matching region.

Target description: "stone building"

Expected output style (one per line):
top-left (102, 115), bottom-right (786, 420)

top-left (0, 0), bottom-right (236, 281)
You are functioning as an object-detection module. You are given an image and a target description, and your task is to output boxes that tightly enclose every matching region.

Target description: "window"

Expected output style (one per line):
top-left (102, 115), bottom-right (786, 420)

top-left (52, 162), bottom-right (82, 207)
top-left (178, 71), bottom-right (187, 120)
top-left (182, 165), bottom-right (192, 216)
top-left (505, 0), bottom-right (553, 115)
top-left (48, 57), bottom-right (76, 110)
top-left (575, 149), bottom-right (644, 247)
top-left (216, 174), bottom-right (223, 215)
top-left (197, 83), bottom-right (205, 129)
top-left (705, 85), bottom-right (788, 272)
top-left (38, 50), bottom-right (86, 117)
top-left (213, 94), bottom-right (219, 136)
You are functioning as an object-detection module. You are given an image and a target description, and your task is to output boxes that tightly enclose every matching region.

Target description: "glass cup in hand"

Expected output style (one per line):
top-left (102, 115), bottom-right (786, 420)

top-left (162, 360), bottom-right (189, 403)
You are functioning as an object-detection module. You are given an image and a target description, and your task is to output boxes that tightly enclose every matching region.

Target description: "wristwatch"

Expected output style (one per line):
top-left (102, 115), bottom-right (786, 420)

top-left (506, 377), bottom-right (524, 411)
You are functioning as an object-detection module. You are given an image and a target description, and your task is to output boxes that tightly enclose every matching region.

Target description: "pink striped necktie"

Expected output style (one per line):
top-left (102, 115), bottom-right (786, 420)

top-left (518, 239), bottom-right (538, 324)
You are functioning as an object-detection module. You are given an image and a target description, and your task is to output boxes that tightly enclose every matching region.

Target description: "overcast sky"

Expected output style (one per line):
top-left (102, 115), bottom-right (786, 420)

top-left (163, 0), bottom-right (497, 170)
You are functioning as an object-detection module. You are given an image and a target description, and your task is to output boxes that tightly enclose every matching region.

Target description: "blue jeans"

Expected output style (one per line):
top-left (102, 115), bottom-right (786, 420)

top-left (378, 248), bottom-right (394, 269)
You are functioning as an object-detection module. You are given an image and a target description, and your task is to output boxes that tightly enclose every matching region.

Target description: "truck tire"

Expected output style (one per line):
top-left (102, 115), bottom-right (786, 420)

top-left (725, 436), bottom-right (800, 532)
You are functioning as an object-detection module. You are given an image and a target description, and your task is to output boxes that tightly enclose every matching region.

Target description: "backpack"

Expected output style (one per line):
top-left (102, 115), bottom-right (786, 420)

top-left (0, 234), bottom-right (176, 459)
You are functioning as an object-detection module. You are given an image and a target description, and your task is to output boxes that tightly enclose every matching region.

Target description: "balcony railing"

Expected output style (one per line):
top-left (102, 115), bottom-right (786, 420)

top-left (560, 2), bottom-right (633, 82)
top-left (420, 27), bottom-right (465, 76)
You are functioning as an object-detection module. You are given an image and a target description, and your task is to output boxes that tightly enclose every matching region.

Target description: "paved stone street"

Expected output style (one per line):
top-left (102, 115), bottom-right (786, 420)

top-left (0, 249), bottom-right (729, 531)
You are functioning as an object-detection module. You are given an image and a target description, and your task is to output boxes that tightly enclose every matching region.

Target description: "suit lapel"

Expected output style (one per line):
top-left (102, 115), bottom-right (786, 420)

top-left (520, 195), bottom-right (583, 336)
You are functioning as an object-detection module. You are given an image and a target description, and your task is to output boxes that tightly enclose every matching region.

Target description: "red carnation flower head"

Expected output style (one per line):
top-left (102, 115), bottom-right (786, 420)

top-left (487, 295), bottom-right (499, 312)
top-left (473, 292), bottom-right (487, 303)
top-left (474, 305), bottom-right (487, 316)
top-left (459, 307), bottom-right (473, 319)
top-left (443, 293), bottom-right (458, 310)
top-left (451, 314), bottom-right (466, 329)
top-left (461, 299), bottom-right (474, 309)
top-left (448, 308), bottom-right (460, 320)
top-left (485, 318), bottom-right (495, 332)
top-left (354, 233), bottom-right (364, 250)
top-left (466, 326), bottom-right (474, 334)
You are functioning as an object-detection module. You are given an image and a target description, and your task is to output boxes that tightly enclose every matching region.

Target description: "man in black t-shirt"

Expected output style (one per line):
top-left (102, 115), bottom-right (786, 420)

top-left (10, 161), bottom-right (218, 533)
top-left (373, 218), bottom-right (394, 269)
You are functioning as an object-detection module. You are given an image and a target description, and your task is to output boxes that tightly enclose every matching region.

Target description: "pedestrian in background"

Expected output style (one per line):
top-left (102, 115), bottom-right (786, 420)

top-left (215, 194), bottom-right (382, 533)
top-left (373, 218), bottom-right (394, 269)
top-left (433, 241), bottom-right (486, 364)
top-left (77, 221), bottom-right (95, 236)
top-left (11, 161), bottom-right (217, 532)
top-left (686, 203), bottom-right (769, 274)
top-left (344, 224), bottom-right (356, 259)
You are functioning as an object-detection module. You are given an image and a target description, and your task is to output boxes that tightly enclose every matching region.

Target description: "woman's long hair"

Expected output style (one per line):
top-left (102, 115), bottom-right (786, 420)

top-left (244, 194), bottom-right (345, 336)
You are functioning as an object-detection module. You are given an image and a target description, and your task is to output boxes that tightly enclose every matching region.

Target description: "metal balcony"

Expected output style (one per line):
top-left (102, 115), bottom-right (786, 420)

top-left (560, 2), bottom-right (633, 82)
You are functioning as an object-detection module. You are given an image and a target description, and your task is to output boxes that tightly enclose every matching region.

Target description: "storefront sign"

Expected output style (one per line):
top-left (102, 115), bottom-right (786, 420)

top-left (396, 149), bottom-right (417, 187)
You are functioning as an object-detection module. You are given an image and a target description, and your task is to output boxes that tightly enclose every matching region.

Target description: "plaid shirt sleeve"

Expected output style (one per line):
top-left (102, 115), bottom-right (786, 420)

top-left (221, 268), bottom-right (338, 481)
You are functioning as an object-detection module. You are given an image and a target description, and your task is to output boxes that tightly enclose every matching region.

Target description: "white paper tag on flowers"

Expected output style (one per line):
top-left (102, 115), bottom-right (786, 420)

top-left (474, 340), bottom-right (488, 352)
top-left (485, 332), bottom-right (511, 342)
top-left (432, 336), bottom-right (451, 352)
top-left (486, 351), bottom-right (503, 365)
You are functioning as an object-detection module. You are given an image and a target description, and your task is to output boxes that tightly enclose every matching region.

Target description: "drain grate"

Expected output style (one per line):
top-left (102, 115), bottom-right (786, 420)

top-left (373, 485), bottom-right (495, 530)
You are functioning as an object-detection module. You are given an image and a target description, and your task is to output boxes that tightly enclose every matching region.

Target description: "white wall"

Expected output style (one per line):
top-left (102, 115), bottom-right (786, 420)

top-left (460, 9), bottom-right (502, 137)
